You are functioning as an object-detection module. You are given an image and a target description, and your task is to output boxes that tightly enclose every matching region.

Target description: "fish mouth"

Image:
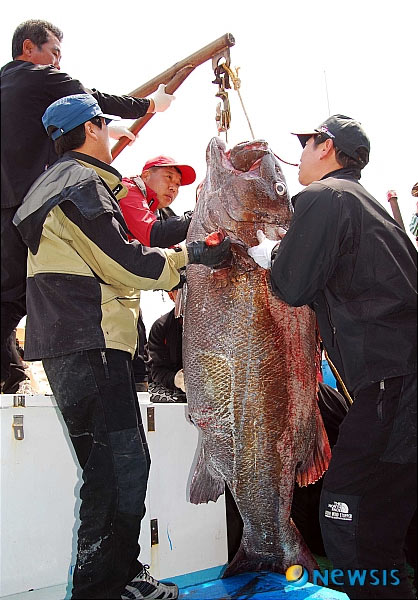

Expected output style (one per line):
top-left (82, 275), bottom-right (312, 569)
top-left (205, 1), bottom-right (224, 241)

top-left (208, 137), bottom-right (270, 174)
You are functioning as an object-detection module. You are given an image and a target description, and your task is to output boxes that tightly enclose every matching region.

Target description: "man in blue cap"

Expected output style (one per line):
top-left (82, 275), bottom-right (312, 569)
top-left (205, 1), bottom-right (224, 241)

top-left (1, 18), bottom-right (175, 392)
top-left (248, 115), bottom-right (417, 599)
top-left (13, 93), bottom-right (230, 600)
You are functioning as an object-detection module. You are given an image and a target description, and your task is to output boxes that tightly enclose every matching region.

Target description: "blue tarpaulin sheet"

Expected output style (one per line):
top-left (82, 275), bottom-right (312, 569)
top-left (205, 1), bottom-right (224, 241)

top-left (178, 571), bottom-right (348, 599)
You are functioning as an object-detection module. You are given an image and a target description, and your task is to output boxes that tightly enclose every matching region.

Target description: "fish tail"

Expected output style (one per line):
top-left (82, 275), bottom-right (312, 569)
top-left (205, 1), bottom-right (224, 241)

top-left (296, 406), bottom-right (332, 486)
top-left (222, 545), bottom-right (283, 579)
top-left (223, 539), bottom-right (318, 579)
top-left (189, 450), bottom-right (224, 504)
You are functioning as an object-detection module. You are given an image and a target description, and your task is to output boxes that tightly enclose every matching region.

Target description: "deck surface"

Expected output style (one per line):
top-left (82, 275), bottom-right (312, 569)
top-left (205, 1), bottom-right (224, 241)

top-left (3, 571), bottom-right (348, 599)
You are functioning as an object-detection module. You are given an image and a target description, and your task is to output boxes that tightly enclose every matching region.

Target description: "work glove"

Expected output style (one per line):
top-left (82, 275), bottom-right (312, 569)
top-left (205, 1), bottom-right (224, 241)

top-left (247, 229), bottom-right (285, 269)
top-left (174, 369), bottom-right (186, 392)
top-left (108, 124), bottom-right (136, 145)
top-left (187, 237), bottom-right (231, 267)
top-left (151, 84), bottom-right (176, 112)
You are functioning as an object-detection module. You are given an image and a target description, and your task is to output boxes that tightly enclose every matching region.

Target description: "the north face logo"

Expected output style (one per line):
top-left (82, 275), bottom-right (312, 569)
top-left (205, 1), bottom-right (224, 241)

top-left (325, 500), bottom-right (353, 521)
top-left (330, 502), bottom-right (349, 513)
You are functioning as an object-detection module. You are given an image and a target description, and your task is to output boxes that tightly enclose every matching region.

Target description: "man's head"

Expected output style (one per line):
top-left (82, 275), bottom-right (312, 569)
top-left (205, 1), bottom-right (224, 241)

top-left (292, 115), bottom-right (370, 186)
top-left (43, 94), bottom-right (120, 163)
top-left (12, 19), bottom-right (62, 69)
top-left (141, 156), bottom-right (196, 209)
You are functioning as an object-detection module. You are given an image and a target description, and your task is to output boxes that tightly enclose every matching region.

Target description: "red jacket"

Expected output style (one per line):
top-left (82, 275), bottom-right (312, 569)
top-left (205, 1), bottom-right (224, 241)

top-left (120, 177), bottom-right (159, 246)
top-left (120, 177), bottom-right (192, 248)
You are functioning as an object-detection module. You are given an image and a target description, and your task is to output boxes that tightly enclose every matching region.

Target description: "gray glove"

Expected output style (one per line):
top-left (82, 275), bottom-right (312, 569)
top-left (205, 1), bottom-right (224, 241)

top-left (187, 237), bottom-right (231, 267)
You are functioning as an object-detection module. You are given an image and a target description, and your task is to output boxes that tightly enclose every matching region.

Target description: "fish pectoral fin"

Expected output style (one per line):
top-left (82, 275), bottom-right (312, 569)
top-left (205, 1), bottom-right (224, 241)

top-left (296, 407), bottom-right (332, 487)
top-left (189, 450), bottom-right (224, 504)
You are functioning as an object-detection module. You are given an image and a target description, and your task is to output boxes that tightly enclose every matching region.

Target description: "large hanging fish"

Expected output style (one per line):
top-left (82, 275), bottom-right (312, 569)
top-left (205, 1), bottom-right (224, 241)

top-left (183, 137), bottom-right (331, 577)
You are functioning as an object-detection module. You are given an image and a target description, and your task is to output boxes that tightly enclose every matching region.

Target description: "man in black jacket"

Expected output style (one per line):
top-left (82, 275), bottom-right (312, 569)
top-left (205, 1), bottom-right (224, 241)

top-left (248, 115), bottom-right (417, 599)
top-left (147, 290), bottom-right (186, 401)
top-left (0, 19), bottom-right (174, 387)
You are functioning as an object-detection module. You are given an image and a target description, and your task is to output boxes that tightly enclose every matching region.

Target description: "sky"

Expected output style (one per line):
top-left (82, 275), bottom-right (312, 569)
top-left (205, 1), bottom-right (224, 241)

top-left (2, 0), bottom-right (417, 331)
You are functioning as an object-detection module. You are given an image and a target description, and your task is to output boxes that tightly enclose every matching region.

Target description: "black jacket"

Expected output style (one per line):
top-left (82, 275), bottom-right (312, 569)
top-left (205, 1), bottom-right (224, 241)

top-left (0, 60), bottom-right (150, 208)
top-left (148, 308), bottom-right (183, 390)
top-left (270, 168), bottom-right (417, 394)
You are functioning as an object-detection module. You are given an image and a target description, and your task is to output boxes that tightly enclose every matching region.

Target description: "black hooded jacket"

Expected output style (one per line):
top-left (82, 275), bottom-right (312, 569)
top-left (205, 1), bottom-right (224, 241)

top-left (270, 168), bottom-right (417, 394)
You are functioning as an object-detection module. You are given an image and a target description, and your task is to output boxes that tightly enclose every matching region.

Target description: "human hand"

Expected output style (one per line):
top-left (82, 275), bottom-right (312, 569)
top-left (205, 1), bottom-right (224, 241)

top-left (174, 369), bottom-right (185, 392)
top-left (151, 84), bottom-right (176, 113)
top-left (107, 124), bottom-right (136, 145)
top-left (247, 229), bottom-right (283, 269)
top-left (187, 237), bottom-right (231, 267)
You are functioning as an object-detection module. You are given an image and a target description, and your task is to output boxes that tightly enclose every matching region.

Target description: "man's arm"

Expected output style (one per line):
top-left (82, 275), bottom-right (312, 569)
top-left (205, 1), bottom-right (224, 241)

top-left (270, 184), bottom-right (342, 306)
top-left (44, 67), bottom-right (151, 119)
top-left (53, 186), bottom-right (230, 290)
top-left (57, 199), bottom-right (186, 292)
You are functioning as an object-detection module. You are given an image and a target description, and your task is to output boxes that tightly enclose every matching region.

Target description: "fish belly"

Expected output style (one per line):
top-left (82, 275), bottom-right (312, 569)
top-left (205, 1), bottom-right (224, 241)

top-left (184, 263), bottom-right (321, 575)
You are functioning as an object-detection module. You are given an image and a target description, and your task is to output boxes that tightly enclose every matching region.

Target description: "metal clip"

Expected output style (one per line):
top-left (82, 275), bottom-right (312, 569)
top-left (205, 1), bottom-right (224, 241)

top-left (215, 92), bottom-right (231, 135)
top-left (211, 47), bottom-right (231, 71)
top-left (147, 406), bottom-right (155, 432)
top-left (12, 415), bottom-right (24, 440)
top-left (150, 518), bottom-right (159, 546)
top-left (212, 58), bottom-right (232, 139)
top-left (13, 395), bottom-right (26, 407)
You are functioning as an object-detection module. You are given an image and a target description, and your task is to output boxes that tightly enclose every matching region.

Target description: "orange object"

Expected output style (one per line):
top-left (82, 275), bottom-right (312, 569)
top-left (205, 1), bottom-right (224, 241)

top-left (204, 231), bottom-right (225, 246)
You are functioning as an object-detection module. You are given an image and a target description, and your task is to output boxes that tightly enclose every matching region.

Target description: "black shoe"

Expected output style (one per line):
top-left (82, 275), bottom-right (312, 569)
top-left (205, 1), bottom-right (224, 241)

top-left (121, 565), bottom-right (178, 599)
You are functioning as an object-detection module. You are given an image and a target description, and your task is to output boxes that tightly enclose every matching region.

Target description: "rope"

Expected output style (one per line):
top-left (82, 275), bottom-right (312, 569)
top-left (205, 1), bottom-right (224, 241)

top-left (221, 64), bottom-right (255, 140)
top-left (324, 349), bottom-right (353, 405)
top-left (220, 64), bottom-right (299, 167)
top-left (272, 152), bottom-right (298, 167)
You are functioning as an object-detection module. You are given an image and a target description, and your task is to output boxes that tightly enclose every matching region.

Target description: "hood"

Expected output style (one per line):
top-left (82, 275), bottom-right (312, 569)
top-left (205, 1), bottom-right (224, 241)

top-left (13, 154), bottom-right (118, 254)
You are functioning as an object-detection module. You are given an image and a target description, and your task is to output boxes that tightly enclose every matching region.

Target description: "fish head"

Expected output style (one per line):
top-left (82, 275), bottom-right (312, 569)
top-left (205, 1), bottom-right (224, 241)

top-left (197, 137), bottom-right (293, 250)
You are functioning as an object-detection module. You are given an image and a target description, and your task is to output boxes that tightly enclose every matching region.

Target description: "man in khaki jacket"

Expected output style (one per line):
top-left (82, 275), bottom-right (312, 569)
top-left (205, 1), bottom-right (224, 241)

top-left (13, 93), bottom-right (230, 600)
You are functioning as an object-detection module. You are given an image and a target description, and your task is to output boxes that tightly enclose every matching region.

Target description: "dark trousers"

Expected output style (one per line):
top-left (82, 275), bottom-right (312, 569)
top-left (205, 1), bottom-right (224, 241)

top-left (132, 314), bottom-right (148, 384)
top-left (43, 349), bottom-right (150, 599)
top-left (1, 206), bottom-right (27, 381)
top-left (319, 373), bottom-right (417, 599)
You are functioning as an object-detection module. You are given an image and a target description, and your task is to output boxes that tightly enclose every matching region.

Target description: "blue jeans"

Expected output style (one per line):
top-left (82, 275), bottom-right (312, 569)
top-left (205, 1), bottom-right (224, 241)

top-left (43, 349), bottom-right (150, 599)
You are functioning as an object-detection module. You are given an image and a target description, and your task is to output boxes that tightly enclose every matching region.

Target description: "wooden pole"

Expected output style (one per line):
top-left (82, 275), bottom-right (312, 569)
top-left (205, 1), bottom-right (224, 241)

top-left (387, 190), bottom-right (406, 231)
top-left (127, 33), bottom-right (235, 98)
top-left (111, 33), bottom-right (235, 161)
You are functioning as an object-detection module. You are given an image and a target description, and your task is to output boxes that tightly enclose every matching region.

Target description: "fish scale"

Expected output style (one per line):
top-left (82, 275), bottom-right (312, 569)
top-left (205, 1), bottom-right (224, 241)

top-left (184, 137), bottom-right (331, 578)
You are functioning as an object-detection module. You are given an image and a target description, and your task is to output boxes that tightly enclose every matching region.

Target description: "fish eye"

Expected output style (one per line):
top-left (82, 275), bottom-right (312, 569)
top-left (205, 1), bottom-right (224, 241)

top-left (275, 182), bottom-right (287, 196)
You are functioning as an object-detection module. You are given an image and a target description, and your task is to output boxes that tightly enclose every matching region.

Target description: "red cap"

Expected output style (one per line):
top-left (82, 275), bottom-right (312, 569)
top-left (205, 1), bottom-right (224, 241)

top-left (142, 155), bottom-right (196, 186)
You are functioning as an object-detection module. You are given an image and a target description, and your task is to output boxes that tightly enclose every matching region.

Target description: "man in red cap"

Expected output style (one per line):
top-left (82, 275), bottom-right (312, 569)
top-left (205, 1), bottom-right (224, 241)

top-left (120, 156), bottom-right (196, 391)
top-left (120, 156), bottom-right (196, 247)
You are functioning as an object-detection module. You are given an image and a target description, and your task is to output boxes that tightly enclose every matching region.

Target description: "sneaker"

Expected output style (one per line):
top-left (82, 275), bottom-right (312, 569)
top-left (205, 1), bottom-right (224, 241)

top-left (121, 565), bottom-right (178, 599)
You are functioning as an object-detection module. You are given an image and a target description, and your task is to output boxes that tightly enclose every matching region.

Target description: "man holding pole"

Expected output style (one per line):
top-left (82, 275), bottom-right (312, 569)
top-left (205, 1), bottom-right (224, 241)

top-left (1, 18), bottom-right (174, 391)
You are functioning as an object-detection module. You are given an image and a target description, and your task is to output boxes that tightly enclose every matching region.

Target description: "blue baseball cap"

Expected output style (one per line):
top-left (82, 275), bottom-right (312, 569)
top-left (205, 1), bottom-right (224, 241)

top-left (42, 93), bottom-right (120, 140)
